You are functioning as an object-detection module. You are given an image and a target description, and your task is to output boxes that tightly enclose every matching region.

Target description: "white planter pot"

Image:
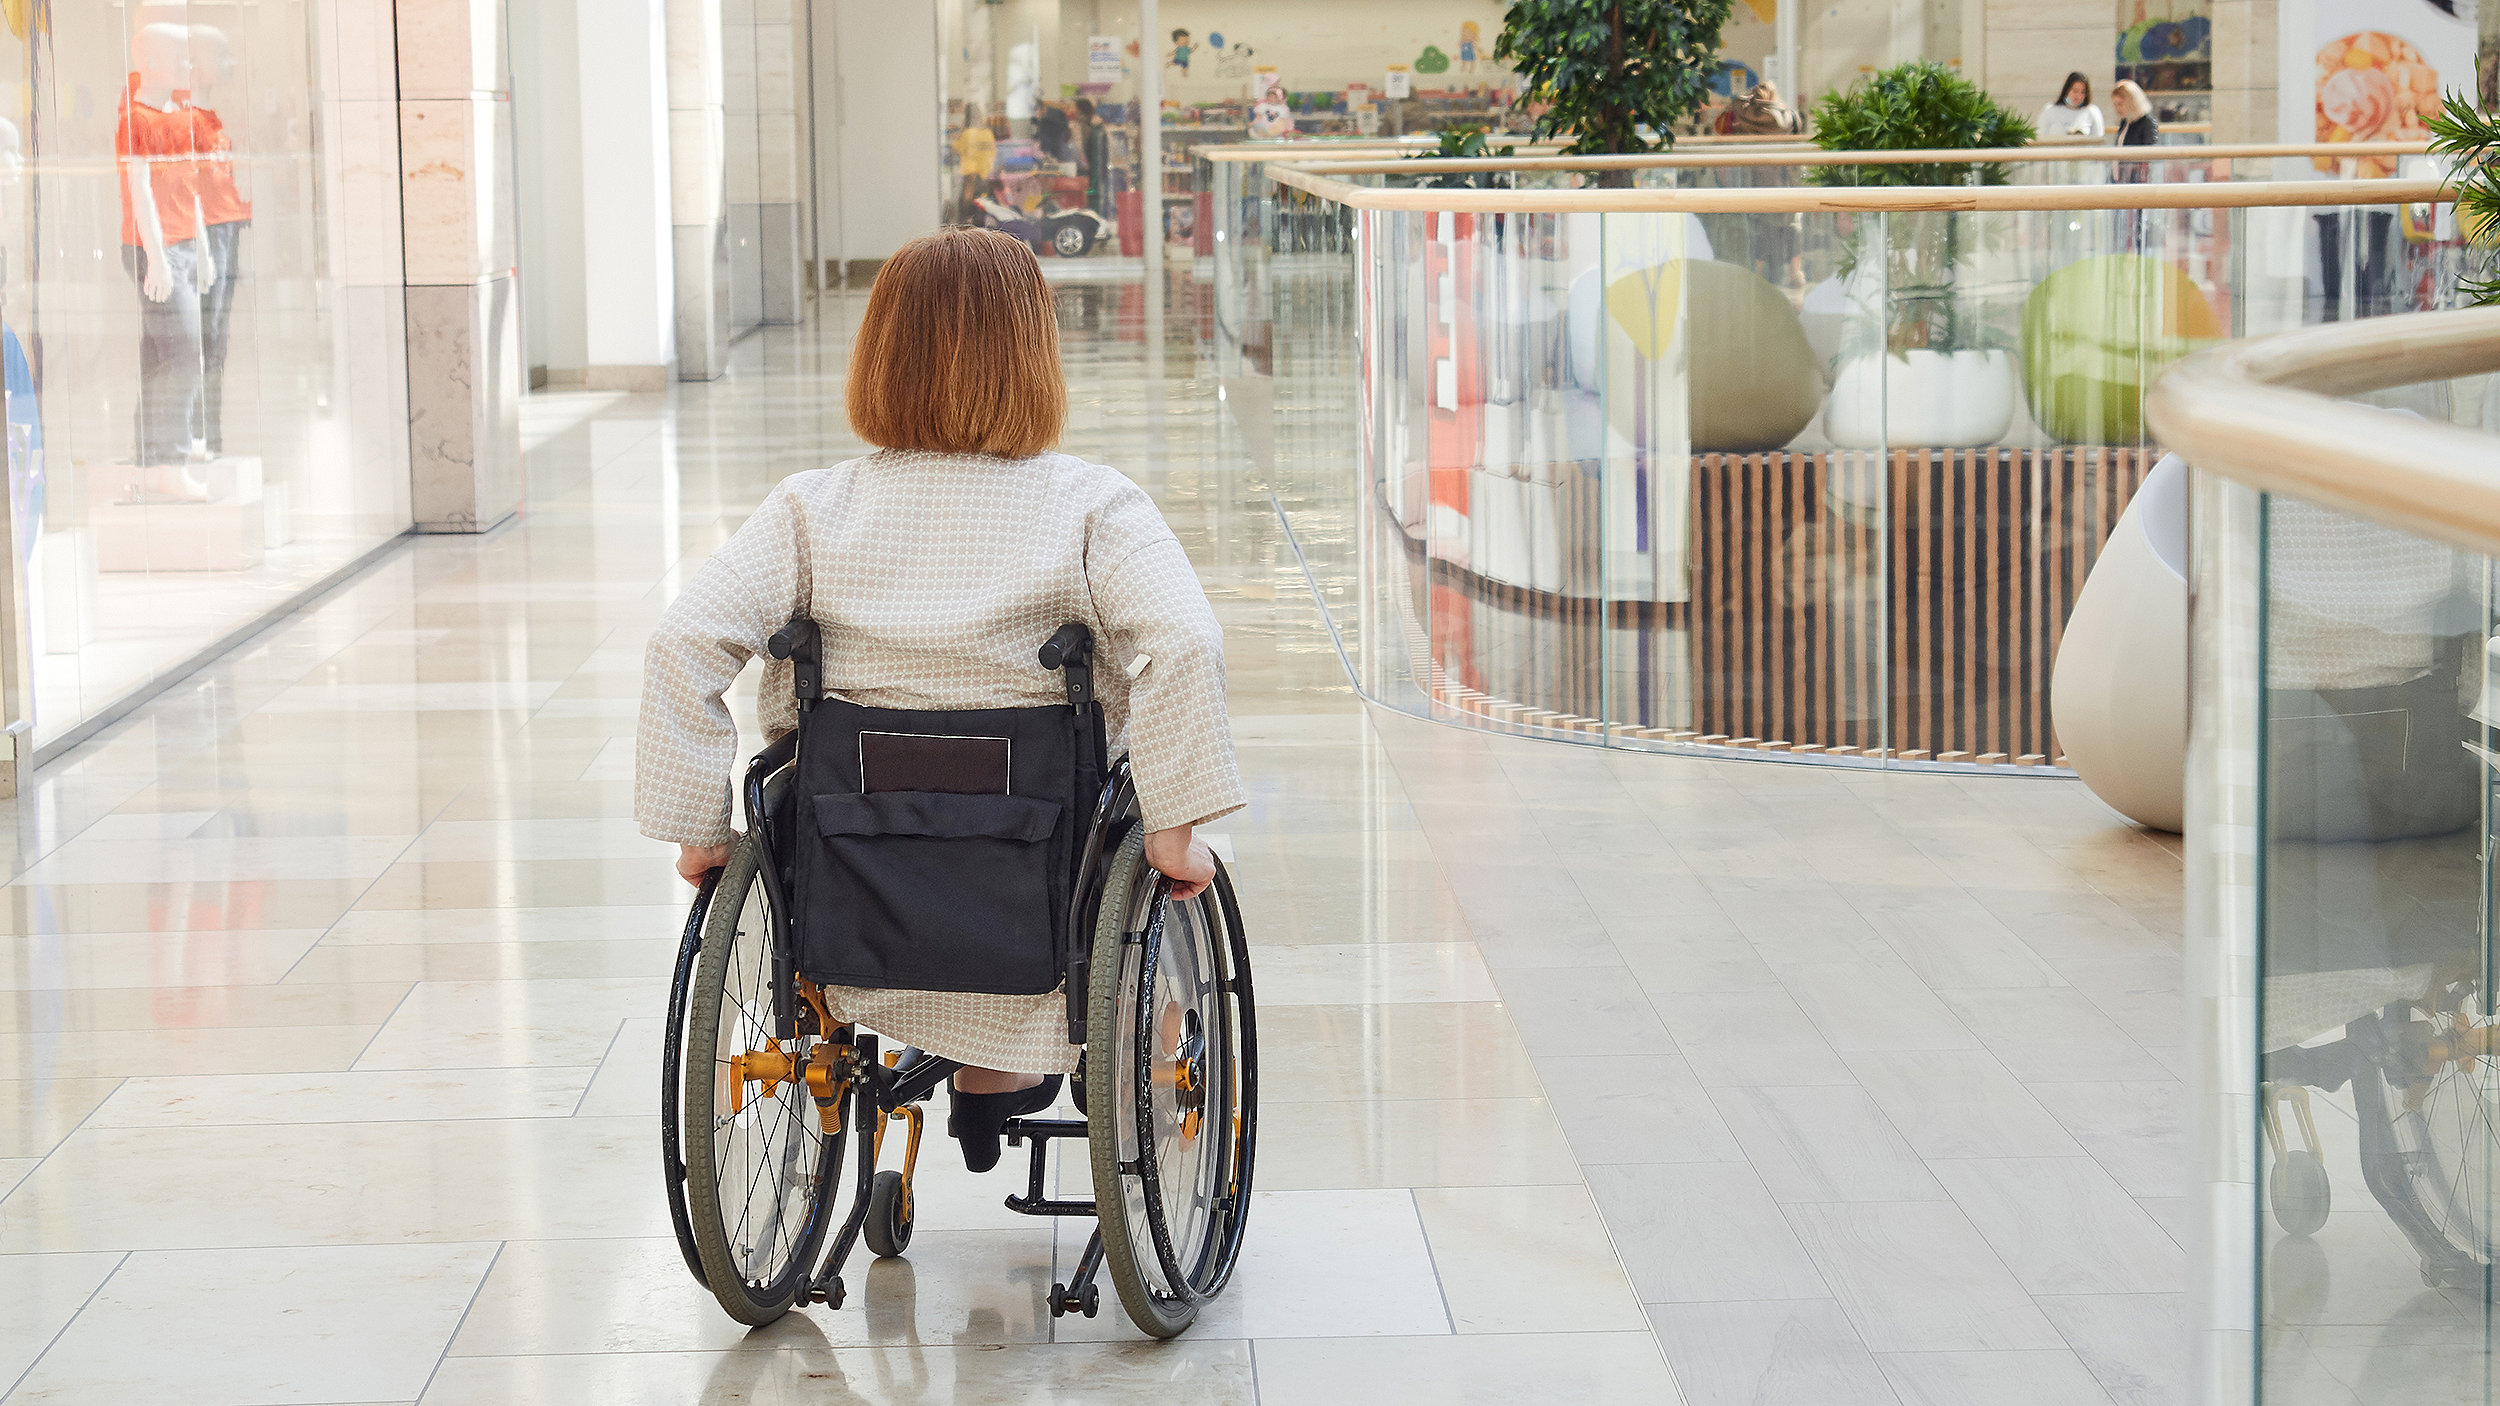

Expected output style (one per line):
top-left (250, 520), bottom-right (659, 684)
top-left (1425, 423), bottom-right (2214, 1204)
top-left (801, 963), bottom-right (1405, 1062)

top-left (1822, 348), bottom-right (2019, 449)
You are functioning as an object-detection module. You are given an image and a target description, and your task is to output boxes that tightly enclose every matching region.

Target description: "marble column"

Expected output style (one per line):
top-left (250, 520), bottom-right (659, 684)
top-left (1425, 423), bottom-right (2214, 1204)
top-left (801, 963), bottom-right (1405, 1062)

top-left (398, 0), bottom-right (524, 533)
top-left (317, 0), bottom-right (418, 533)
top-left (668, 0), bottom-right (731, 380)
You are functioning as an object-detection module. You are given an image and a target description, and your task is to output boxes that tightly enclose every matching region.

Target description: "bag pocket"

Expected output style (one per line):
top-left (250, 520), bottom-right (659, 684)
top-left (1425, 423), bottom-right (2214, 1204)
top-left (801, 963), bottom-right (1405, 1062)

top-left (799, 791), bottom-right (1067, 995)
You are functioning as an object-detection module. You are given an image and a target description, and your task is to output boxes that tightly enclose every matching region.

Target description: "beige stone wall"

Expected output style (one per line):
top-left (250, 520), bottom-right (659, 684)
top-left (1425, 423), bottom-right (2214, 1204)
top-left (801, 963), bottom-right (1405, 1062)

top-left (2208, 0), bottom-right (2279, 144)
top-left (1979, 0), bottom-right (2111, 122)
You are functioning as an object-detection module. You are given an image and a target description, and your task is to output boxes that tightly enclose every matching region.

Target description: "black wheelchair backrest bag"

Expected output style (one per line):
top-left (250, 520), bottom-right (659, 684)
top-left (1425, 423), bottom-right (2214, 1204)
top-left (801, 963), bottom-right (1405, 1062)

top-left (790, 697), bottom-right (1099, 995)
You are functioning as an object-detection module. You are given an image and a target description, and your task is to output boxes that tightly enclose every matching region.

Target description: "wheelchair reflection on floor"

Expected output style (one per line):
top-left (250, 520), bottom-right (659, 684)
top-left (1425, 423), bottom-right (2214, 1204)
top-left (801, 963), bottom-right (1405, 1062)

top-left (660, 621), bottom-right (1257, 1338)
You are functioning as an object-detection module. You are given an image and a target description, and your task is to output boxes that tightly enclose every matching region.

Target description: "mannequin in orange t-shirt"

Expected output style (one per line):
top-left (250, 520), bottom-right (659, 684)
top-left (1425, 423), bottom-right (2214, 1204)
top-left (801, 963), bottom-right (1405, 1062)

top-left (116, 22), bottom-right (212, 493)
top-left (187, 24), bottom-right (249, 457)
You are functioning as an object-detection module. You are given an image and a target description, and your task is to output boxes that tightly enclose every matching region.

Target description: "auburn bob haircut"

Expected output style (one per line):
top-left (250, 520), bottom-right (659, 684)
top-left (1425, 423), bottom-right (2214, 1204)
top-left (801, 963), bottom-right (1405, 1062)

top-left (846, 227), bottom-right (1066, 459)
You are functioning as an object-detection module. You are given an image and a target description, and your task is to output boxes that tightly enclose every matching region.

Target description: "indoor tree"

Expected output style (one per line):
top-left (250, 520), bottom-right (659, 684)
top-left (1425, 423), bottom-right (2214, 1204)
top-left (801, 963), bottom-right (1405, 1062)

top-left (1494, 0), bottom-right (1736, 188)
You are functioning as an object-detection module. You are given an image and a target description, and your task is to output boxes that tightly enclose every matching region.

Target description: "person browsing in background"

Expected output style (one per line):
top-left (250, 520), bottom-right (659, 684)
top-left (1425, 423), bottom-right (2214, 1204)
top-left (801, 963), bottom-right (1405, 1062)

top-left (2040, 71), bottom-right (2106, 137)
top-left (634, 227), bottom-right (1244, 1174)
top-left (1074, 97), bottom-right (1109, 214)
top-left (951, 102), bottom-right (996, 218)
top-left (1726, 81), bottom-right (1803, 136)
top-left (2111, 80), bottom-right (2158, 145)
top-left (2111, 79), bottom-right (2159, 183)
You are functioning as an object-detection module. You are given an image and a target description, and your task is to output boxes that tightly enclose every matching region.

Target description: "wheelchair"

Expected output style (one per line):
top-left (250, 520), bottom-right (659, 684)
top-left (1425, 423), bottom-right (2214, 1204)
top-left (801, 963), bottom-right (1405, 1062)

top-left (658, 621), bottom-right (1258, 1337)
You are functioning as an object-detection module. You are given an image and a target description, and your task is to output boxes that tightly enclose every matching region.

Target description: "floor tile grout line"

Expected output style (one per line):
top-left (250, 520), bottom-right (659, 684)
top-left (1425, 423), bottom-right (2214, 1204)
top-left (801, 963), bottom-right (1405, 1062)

top-left (412, 1240), bottom-right (505, 1404)
top-left (0, 1247), bottom-right (129, 1402)
top-left (347, 982), bottom-right (426, 1072)
top-left (0, 1070), bottom-right (130, 1219)
top-left (569, 1019), bottom-right (634, 1116)
top-left (1399, 1187), bottom-right (1460, 1338)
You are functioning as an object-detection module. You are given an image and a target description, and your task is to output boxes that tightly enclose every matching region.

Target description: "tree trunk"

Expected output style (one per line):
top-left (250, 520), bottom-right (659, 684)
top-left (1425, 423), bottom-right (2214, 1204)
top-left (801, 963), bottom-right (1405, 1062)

top-left (1598, 168), bottom-right (1635, 189)
top-left (1608, 0), bottom-right (1626, 155)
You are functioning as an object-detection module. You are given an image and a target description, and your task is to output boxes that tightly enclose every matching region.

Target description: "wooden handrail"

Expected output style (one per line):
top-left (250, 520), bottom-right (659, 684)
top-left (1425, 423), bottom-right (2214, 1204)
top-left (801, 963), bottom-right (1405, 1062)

top-left (2145, 307), bottom-right (2500, 559)
top-left (1264, 160), bottom-right (2447, 213)
top-left (1282, 139), bottom-right (2427, 175)
top-left (1193, 132), bottom-right (1821, 161)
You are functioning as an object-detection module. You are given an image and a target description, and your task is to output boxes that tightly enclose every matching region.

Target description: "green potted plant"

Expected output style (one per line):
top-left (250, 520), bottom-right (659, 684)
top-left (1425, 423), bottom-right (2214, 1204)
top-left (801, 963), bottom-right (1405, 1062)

top-left (1403, 125), bottom-right (1518, 189)
top-left (1808, 61), bottom-right (2034, 448)
top-left (2427, 92), bottom-right (2500, 303)
top-left (1494, 0), bottom-right (1735, 188)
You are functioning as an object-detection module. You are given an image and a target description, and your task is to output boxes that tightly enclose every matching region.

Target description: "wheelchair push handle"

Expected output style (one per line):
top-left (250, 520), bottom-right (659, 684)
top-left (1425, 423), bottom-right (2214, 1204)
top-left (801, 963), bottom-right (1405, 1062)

top-left (768, 619), bottom-right (822, 712)
top-left (1039, 623), bottom-right (1094, 707)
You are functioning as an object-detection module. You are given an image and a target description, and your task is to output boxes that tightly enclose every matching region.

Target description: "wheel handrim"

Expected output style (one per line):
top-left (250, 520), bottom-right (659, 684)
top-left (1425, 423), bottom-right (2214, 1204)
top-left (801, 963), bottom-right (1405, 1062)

top-left (2393, 994), bottom-right (2500, 1262)
top-left (1116, 884), bottom-right (1238, 1305)
top-left (710, 877), bottom-right (830, 1288)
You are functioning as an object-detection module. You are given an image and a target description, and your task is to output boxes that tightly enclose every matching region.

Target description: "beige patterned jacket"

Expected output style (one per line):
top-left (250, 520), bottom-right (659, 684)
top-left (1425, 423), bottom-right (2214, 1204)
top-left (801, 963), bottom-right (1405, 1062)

top-left (635, 448), bottom-right (1244, 1071)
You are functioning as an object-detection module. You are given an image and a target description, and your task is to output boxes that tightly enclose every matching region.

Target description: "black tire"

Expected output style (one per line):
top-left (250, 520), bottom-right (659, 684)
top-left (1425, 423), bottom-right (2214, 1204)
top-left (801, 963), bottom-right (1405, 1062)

top-left (681, 834), bottom-right (843, 1326)
top-left (1052, 221), bottom-right (1094, 258)
top-left (865, 1169), bottom-right (914, 1258)
top-left (662, 867), bottom-right (719, 1285)
top-left (1087, 832), bottom-right (1256, 1338)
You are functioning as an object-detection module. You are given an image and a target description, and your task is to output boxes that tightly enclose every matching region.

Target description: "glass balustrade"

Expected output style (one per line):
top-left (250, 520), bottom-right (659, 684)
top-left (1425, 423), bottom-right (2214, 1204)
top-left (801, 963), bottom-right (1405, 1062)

top-left (1209, 149), bottom-right (2459, 773)
top-left (2180, 341), bottom-right (2500, 1403)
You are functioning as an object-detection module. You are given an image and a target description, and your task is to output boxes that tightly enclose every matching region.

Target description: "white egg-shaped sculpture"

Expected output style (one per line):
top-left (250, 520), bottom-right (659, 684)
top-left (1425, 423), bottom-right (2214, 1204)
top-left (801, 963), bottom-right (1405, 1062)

top-left (2050, 452), bottom-right (2187, 831)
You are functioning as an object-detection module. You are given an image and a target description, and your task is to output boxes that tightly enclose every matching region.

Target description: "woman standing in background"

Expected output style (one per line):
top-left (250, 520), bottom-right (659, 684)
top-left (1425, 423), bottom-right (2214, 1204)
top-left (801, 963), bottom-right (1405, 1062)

top-left (2111, 80), bottom-right (2159, 185)
top-left (2039, 72), bottom-right (2105, 137)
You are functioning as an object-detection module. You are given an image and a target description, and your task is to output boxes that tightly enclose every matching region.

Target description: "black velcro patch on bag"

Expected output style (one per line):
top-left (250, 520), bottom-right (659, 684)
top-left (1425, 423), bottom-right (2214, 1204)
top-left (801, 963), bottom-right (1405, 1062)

top-left (858, 731), bottom-right (1011, 796)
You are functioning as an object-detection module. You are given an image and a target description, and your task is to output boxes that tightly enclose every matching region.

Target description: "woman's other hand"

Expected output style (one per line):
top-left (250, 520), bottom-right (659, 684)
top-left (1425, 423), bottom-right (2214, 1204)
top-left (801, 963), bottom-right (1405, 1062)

top-left (676, 841), bottom-right (734, 887)
top-left (1143, 825), bottom-right (1215, 901)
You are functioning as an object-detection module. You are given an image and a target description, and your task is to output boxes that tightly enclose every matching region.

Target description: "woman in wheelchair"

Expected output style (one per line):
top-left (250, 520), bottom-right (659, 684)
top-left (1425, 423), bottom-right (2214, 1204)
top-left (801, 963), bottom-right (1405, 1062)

top-left (634, 227), bottom-right (1256, 1335)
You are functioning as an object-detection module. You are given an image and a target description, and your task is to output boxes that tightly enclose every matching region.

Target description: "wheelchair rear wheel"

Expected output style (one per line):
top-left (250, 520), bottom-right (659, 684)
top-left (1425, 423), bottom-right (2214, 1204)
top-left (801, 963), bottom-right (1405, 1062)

top-left (1087, 831), bottom-right (1257, 1337)
top-left (679, 834), bottom-right (845, 1325)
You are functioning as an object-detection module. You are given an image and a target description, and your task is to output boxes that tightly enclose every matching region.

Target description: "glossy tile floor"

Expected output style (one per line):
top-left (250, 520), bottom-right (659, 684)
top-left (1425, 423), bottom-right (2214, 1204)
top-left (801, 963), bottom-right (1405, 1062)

top-left (1, 279), bottom-right (2189, 1404)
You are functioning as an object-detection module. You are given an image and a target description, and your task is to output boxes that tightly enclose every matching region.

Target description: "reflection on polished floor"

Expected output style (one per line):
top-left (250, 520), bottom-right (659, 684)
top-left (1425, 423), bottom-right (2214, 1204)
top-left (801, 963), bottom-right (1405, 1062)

top-left (1, 284), bottom-right (2187, 1405)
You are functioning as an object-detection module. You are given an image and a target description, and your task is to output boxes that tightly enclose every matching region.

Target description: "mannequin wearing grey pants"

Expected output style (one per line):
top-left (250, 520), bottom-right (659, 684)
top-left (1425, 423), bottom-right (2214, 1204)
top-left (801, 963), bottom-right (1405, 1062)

top-left (196, 221), bottom-right (245, 455)
top-left (121, 239), bottom-right (202, 468)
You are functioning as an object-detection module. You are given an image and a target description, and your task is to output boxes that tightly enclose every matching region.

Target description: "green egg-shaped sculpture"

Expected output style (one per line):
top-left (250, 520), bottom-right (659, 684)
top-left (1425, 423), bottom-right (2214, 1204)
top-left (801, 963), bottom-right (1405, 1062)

top-left (2021, 253), bottom-right (2224, 445)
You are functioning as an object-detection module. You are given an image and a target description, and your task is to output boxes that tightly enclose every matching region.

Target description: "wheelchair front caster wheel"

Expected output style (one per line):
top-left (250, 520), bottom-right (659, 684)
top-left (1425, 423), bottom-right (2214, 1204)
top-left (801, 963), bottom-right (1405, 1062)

top-left (2269, 1150), bottom-right (2330, 1237)
top-left (865, 1170), bottom-right (914, 1258)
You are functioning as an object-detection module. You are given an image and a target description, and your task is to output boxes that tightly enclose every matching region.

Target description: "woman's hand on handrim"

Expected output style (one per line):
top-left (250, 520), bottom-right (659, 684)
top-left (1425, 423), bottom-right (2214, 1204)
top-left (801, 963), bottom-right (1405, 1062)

top-left (676, 841), bottom-right (734, 887)
top-left (1144, 825), bottom-right (1215, 901)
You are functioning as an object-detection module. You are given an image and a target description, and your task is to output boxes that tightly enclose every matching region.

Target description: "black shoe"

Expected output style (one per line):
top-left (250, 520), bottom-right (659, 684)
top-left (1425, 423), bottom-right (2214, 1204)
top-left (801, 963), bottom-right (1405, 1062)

top-left (947, 1074), bottom-right (1063, 1173)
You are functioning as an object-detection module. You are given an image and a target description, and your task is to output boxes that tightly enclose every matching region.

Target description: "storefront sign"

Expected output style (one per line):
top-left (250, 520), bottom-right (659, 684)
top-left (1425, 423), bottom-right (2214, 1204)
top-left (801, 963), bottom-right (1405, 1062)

top-left (1384, 65), bottom-right (1411, 99)
top-left (1087, 36), bottom-right (1124, 85)
top-left (2303, 0), bottom-right (2473, 175)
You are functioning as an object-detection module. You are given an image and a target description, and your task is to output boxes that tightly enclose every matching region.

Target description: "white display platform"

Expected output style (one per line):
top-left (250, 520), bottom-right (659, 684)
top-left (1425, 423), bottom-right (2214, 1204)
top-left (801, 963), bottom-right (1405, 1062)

top-left (86, 456), bottom-right (268, 572)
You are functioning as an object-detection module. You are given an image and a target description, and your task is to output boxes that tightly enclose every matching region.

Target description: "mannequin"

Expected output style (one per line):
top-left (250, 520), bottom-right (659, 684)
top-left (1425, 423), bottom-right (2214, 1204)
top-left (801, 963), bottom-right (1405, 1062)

top-left (186, 24), bottom-right (248, 458)
top-left (1248, 79), bottom-right (1295, 139)
top-left (116, 22), bottom-right (211, 501)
